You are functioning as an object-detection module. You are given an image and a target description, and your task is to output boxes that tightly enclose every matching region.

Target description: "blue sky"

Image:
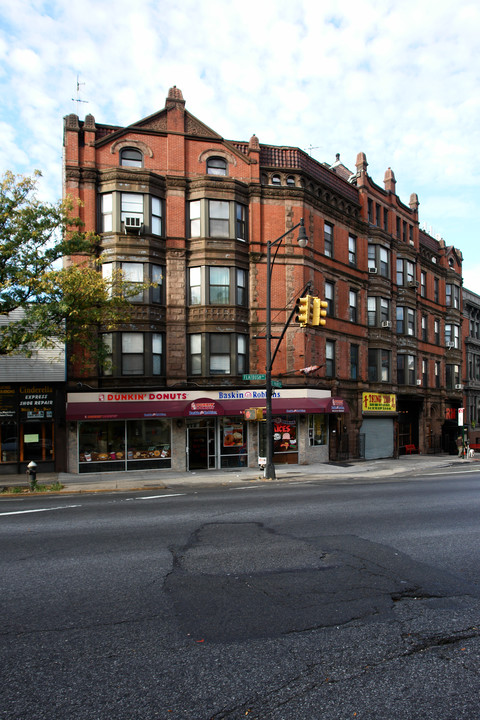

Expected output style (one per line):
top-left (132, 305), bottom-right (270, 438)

top-left (1, 0), bottom-right (480, 292)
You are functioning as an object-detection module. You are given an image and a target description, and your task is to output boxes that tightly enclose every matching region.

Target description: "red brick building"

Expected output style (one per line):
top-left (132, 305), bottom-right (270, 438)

top-left (64, 86), bottom-right (464, 473)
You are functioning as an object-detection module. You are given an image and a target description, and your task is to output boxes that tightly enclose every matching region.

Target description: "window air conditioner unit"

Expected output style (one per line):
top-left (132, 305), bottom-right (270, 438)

top-left (408, 280), bottom-right (419, 288)
top-left (369, 267), bottom-right (378, 274)
top-left (416, 379), bottom-right (422, 386)
top-left (409, 240), bottom-right (415, 246)
top-left (124, 217), bottom-right (142, 229)
top-left (382, 321), bottom-right (392, 328)
top-left (446, 342), bottom-right (455, 349)
top-left (455, 384), bottom-right (464, 390)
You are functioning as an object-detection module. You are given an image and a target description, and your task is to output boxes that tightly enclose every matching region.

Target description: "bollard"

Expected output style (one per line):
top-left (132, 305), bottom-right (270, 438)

top-left (26, 460), bottom-right (38, 491)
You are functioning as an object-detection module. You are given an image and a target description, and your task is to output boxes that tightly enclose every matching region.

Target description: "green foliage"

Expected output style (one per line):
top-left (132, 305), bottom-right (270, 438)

top-left (0, 171), bottom-right (134, 363)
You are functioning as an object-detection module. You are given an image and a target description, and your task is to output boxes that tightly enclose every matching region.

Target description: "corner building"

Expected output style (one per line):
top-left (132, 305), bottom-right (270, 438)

top-left (64, 86), bottom-right (463, 473)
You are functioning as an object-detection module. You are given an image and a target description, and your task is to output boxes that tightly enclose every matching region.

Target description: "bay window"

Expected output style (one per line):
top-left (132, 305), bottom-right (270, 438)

top-left (188, 266), bottom-right (248, 306)
top-left (99, 192), bottom-right (163, 235)
top-left (189, 333), bottom-right (249, 376)
top-left (188, 199), bottom-right (247, 240)
top-left (368, 348), bottom-right (391, 382)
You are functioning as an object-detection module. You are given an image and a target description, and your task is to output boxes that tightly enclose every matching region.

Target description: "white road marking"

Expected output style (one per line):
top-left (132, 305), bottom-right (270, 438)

top-left (0, 505), bottom-right (81, 517)
top-left (136, 493), bottom-right (186, 500)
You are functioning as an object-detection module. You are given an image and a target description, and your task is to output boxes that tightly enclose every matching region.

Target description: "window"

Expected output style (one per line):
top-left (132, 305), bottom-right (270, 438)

top-left (348, 235), bottom-right (357, 266)
top-left (396, 258), bottom-right (415, 286)
top-left (206, 157), bottom-right (227, 176)
top-left (209, 334), bottom-right (231, 374)
top-left (122, 333), bottom-right (144, 375)
top-left (271, 174), bottom-right (281, 185)
top-left (434, 319), bottom-right (440, 345)
top-left (286, 176), bottom-right (295, 186)
top-left (188, 200), bottom-right (247, 241)
top-left (434, 277), bottom-right (439, 303)
top-left (396, 216), bottom-right (401, 238)
top-left (325, 341), bottom-right (335, 377)
top-left (421, 314), bottom-right (428, 342)
top-left (236, 204), bottom-right (246, 240)
top-left (121, 262), bottom-right (144, 302)
top-left (422, 358), bottom-right (428, 386)
top-left (376, 203), bottom-right (381, 225)
top-left (308, 415), bottom-right (327, 446)
top-left (383, 208), bottom-right (388, 231)
top-left (396, 306), bottom-right (415, 336)
top-left (420, 271), bottom-right (426, 298)
top-left (189, 267), bottom-right (201, 305)
top-left (209, 267), bottom-right (230, 304)
top-left (102, 333), bottom-right (113, 376)
top-left (101, 193), bottom-right (113, 232)
top-left (152, 333), bottom-right (163, 375)
top-left (349, 290), bottom-right (358, 323)
top-left (446, 364), bottom-right (460, 390)
top-left (120, 148), bottom-right (143, 167)
top-left (435, 361), bottom-right (441, 388)
top-left (190, 200), bottom-right (201, 237)
top-left (209, 200), bottom-right (230, 237)
top-left (446, 283), bottom-right (460, 308)
top-left (188, 266), bottom-right (248, 306)
top-left (350, 344), bottom-right (359, 380)
top-left (367, 297), bottom-right (390, 326)
top-left (121, 193), bottom-right (144, 226)
top-left (368, 199), bottom-right (374, 223)
top-left (324, 222), bottom-right (333, 257)
top-left (368, 244), bottom-right (390, 277)
top-left (325, 282), bottom-right (334, 316)
top-left (236, 268), bottom-right (247, 306)
top-left (151, 265), bottom-right (163, 304)
top-left (189, 333), bottom-right (249, 376)
top-left (445, 324), bottom-right (460, 348)
top-left (237, 335), bottom-right (247, 375)
top-left (151, 197), bottom-right (162, 236)
top-left (368, 349), bottom-right (390, 382)
top-left (397, 354), bottom-right (416, 385)
top-left (102, 262), bottom-right (163, 304)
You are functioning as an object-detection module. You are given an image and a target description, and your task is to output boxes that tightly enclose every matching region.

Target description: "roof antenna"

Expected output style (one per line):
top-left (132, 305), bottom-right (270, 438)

top-left (304, 145), bottom-right (320, 156)
top-left (72, 74), bottom-right (88, 113)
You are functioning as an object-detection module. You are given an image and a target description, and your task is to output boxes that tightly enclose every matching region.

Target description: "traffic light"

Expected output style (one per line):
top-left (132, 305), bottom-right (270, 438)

top-left (295, 295), bottom-right (313, 326)
top-left (312, 297), bottom-right (328, 326)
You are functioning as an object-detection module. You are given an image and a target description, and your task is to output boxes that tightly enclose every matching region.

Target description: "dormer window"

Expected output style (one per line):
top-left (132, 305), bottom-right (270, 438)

top-left (120, 148), bottom-right (143, 167)
top-left (206, 156), bottom-right (227, 176)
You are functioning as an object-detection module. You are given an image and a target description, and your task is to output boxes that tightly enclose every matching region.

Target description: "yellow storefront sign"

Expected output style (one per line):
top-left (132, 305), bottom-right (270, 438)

top-left (362, 392), bottom-right (397, 413)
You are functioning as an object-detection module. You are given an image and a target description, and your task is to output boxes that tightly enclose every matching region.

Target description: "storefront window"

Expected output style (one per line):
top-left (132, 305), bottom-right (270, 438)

top-left (1, 422), bottom-right (18, 462)
top-left (259, 416), bottom-right (298, 462)
top-left (78, 419), bottom-right (171, 472)
top-left (220, 417), bottom-right (247, 468)
top-left (308, 415), bottom-right (327, 446)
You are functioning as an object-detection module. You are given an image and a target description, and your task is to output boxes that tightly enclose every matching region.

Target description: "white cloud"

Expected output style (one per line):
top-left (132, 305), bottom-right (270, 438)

top-left (1, 0), bottom-right (480, 270)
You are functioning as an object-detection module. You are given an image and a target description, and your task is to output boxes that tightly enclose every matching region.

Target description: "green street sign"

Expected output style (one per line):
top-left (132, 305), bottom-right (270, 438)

top-left (242, 374), bottom-right (266, 381)
top-left (271, 380), bottom-right (283, 388)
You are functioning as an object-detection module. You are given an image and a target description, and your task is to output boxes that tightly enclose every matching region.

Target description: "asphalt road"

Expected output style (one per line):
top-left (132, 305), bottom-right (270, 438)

top-left (1, 468), bottom-right (480, 719)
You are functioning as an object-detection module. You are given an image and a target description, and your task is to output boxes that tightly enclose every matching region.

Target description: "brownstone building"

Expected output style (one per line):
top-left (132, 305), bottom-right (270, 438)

top-left (63, 86), bottom-right (464, 473)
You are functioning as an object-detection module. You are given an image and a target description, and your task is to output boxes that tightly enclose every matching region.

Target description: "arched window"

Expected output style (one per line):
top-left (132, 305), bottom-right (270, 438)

top-left (286, 176), bottom-right (295, 186)
top-left (120, 148), bottom-right (143, 167)
top-left (271, 174), bottom-right (281, 185)
top-left (206, 156), bottom-right (227, 176)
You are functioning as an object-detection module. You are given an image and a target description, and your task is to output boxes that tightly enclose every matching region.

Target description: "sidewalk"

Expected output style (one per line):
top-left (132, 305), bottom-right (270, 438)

top-left (1, 453), bottom-right (475, 495)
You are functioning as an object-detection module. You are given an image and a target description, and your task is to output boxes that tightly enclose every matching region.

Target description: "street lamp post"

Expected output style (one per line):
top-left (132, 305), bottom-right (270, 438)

top-left (264, 218), bottom-right (308, 480)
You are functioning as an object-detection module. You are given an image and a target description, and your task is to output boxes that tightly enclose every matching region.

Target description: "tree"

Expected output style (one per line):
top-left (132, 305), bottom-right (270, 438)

top-left (0, 171), bottom-right (131, 364)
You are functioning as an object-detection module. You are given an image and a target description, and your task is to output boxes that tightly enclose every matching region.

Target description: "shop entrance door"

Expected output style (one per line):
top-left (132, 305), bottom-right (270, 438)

top-left (187, 423), bottom-right (216, 470)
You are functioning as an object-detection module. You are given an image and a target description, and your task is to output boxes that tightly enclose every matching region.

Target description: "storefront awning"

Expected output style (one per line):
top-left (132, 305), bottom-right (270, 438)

top-left (66, 394), bottom-right (349, 421)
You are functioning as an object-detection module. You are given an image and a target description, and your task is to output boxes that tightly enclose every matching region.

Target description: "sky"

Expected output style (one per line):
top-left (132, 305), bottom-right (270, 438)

top-left (1, 0), bottom-right (480, 291)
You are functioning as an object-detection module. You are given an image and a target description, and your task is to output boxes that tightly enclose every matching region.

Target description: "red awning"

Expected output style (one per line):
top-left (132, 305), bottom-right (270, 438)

top-left (66, 396), bottom-right (349, 421)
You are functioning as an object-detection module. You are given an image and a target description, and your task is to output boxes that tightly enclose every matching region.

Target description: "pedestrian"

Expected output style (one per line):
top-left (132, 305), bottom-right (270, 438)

top-left (456, 435), bottom-right (464, 458)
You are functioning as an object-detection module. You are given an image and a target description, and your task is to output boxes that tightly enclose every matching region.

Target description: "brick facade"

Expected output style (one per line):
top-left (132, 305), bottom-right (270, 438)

top-left (64, 86), bottom-right (464, 470)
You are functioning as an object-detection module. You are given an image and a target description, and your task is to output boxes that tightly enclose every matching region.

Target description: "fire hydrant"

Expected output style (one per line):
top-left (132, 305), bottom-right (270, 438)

top-left (26, 461), bottom-right (38, 491)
